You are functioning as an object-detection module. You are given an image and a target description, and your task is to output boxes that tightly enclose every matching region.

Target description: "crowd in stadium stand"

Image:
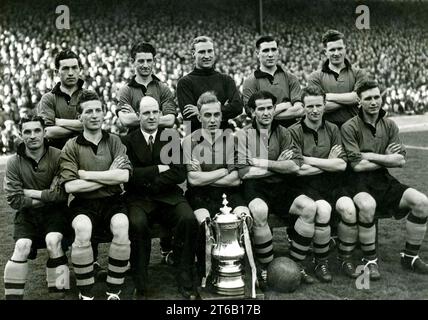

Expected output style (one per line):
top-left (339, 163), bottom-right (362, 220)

top-left (0, 0), bottom-right (427, 154)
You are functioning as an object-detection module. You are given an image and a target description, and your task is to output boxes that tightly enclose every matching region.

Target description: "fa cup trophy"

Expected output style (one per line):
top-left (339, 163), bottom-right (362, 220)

top-left (202, 194), bottom-right (257, 298)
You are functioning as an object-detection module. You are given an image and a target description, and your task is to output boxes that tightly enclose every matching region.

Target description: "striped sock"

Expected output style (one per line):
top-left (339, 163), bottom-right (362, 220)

top-left (359, 221), bottom-right (377, 260)
top-left (46, 255), bottom-right (70, 292)
top-left (107, 241), bottom-right (131, 292)
top-left (289, 217), bottom-right (314, 263)
top-left (71, 243), bottom-right (94, 296)
top-left (338, 220), bottom-right (357, 260)
top-left (404, 213), bottom-right (428, 256)
top-left (313, 222), bottom-right (331, 261)
top-left (4, 259), bottom-right (28, 300)
top-left (252, 226), bottom-right (274, 266)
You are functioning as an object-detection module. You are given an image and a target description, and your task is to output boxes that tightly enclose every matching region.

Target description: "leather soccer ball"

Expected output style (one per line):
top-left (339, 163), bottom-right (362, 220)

top-left (267, 257), bottom-right (301, 293)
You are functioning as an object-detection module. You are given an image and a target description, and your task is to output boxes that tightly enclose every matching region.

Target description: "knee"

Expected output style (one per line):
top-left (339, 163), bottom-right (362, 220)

top-left (194, 209), bottom-right (210, 225)
top-left (110, 213), bottom-right (129, 238)
top-left (14, 239), bottom-right (32, 259)
top-left (315, 200), bottom-right (331, 224)
top-left (409, 192), bottom-right (428, 218)
top-left (293, 196), bottom-right (316, 223)
top-left (354, 193), bottom-right (376, 222)
top-left (249, 198), bottom-right (269, 227)
top-left (233, 206), bottom-right (250, 217)
top-left (45, 232), bottom-right (63, 253)
top-left (336, 196), bottom-right (357, 224)
top-left (72, 215), bottom-right (92, 243)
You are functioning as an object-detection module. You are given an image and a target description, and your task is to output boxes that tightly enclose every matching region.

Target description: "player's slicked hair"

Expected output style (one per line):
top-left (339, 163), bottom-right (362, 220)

top-left (356, 79), bottom-right (380, 97)
top-left (197, 91), bottom-right (220, 110)
top-left (55, 49), bottom-right (83, 70)
top-left (19, 115), bottom-right (45, 131)
top-left (77, 90), bottom-right (103, 113)
top-left (191, 36), bottom-right (214, 52)
top-left (256, 35), bottom-right (277, 49)
top-left (301, 86), bottom-right (326, 103)
top-left (247, 91), bottom-right (277, 111)
top-left (322, 29), bottom-right (344, 47)
top-left (130, 42), bottom-right (156, 60)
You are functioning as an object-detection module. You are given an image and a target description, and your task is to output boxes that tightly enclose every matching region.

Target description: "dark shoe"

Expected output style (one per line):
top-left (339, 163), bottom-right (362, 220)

top-left (176, 269), bottom-right (198, 300)
top-left (401, 253), bottom-right (428, 274)
top-left (78, 292), bottom-right (94, 300)
top-left (339, 258), bottom-right (359, 279)
top-left (133, 288), bottom-right (146, 300)
top-left (94, 261), bottom-right (107, 282)
top-left (314, 260), bottom-right (332, 283)
top-left (298, 264), bottom-right (314, 284)
top-left (362, 258), bottom-right (381, 281)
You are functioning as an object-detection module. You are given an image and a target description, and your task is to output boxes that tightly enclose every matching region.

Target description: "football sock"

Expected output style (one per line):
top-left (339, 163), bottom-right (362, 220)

top-left (404, 213), bottom-right (427, 256)
top-left (46, 255), bottom-right (70, 291)
top-left (289, 217), bottom-right (314, 262)
top-left (359, 221), bottom-right (377, 260)
top-left (4, 259), bottom-right (28, 300)
top-left (107, 240), bottom-right (131, 292)
top-left (338, 220), bottom-right (357, 259)
top-left (252, 227), bottom-right (274, 265)
top-left (71, 242), bottom-right (94, 296)
top-left (313, 222), bottom-right (330, 261)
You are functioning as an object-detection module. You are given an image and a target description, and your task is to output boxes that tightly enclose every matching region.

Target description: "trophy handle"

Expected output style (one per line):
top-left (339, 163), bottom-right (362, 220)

top-left (244, 213), bottom-right (253, 230)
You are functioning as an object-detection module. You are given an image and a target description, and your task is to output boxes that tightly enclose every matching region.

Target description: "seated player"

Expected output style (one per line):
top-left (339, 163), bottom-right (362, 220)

top-left (341, 79), bottom-right (428, 278)
top-left (183, 91), bottom-right (250, 284)
top-left (236, 90), bottom-right (316, 284)
top-left (60, 90), bottom-right (132, 300)
top-left (3, 116), bottom-right (70, 299)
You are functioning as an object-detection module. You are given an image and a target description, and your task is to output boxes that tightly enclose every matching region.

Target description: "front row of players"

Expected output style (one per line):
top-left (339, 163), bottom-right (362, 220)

top-left (4, 80), bottom-right (428, 300)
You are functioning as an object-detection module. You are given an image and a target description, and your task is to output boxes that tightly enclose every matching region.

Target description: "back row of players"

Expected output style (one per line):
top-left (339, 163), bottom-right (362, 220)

top-left (3, 30), bottom-right (428, 300)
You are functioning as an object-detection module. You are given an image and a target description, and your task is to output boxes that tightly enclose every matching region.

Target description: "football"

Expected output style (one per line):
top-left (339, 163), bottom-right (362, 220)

top-left (267, 257), bottom-right (301, 293)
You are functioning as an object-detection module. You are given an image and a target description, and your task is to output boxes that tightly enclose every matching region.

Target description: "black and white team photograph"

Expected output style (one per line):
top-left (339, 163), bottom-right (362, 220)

top-left (0, 0), bottom-right (427, 307)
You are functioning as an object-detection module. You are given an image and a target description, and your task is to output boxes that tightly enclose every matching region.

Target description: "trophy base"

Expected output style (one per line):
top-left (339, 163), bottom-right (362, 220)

top-left (197, 285), bottom-right (264, 300)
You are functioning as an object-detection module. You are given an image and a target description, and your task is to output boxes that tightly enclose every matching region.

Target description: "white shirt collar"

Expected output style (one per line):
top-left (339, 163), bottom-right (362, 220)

top-left (140, 129), bottom-right (158, 144)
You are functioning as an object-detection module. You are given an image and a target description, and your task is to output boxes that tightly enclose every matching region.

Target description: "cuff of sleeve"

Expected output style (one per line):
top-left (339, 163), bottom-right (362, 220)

top-left (23, 197), bottom-right (33, 208)
top-left (41, 190), bottom-right (50, 202)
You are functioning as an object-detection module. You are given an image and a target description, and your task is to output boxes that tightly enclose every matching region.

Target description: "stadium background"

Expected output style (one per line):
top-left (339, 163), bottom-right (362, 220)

top-left (0, 0), bottom-right (427, 299)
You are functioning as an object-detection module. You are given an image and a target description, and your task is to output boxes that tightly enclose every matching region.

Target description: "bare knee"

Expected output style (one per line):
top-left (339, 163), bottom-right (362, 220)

top-left (12, 239), bottom-right (32, 260)
top-left (45, 232), bottom-right (63, 255)
top-left (249, 198), bottom-right (269, 227)
top-left (110, 213), bottom-right (129, 242)
top-left (402, 189), bottom-right (428, 218)
top-left (336, 196), bottom-right (357, 224)
top-left (354, 192), bottom-right (376, 223)
top-left (194, 209), bottom-right (210, 225)
top-left (315, 200), bottom-right (331, 224)
top-left (291, 195), bottom-right (316, 223)
top-left (72, 214), bottom-right (92, 245)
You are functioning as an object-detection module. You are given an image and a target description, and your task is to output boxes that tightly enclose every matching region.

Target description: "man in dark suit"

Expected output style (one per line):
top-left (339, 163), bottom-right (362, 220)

top-left (121, 96), bottom-right (198, 300)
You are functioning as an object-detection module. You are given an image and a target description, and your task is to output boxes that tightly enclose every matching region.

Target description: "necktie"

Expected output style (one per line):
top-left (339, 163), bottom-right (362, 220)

top-left (148, 135), bottom-right (154, 153)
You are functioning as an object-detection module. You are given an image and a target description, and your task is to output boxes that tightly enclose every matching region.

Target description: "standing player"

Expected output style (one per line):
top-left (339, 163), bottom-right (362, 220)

top-left (3, 116), bottom-right (70, 299)
top-left (60, 90), bottom-right (132, 300)
top-left (37, 49), bottom-right (90, 149)
top-left (308, 30), bottom-right (367, 128)
top-left (177, 36), bottom-right (243, 133)
top-left (341, 79), bottom-right (428, 277)
top-left (243, 35), bottom-right (304, 128)
top-left (116, 41), bottom-right (177, 131)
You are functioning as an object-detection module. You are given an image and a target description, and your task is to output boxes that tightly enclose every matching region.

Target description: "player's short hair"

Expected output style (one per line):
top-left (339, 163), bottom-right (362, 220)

top-left (77, 90), bottom-right (103, 113)
top-left (301, 86), bottom-right (326, 103)
top-left (55, 49), bottom-right (83, 70)
top-left (130, 42), bottom-right (156, 60)
top-left (191, 36), bottom-right (214, 52)
top-left (197, 91), bottom-right (220, 110)
top-left (19, 115), bottom-right (45, 131)
top-left (256, 35), bottom-right (277, 49)
top-left (356, 79), bottom-right (380, 97)
top-left (247, 91), bottom-right (277, 112)
top-left (322, 29), bottom-right (344, 47)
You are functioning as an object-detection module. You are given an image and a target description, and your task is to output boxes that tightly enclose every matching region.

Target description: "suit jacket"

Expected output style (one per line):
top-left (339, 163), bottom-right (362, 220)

top-left (121, 127), bottom-right (187, 207)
